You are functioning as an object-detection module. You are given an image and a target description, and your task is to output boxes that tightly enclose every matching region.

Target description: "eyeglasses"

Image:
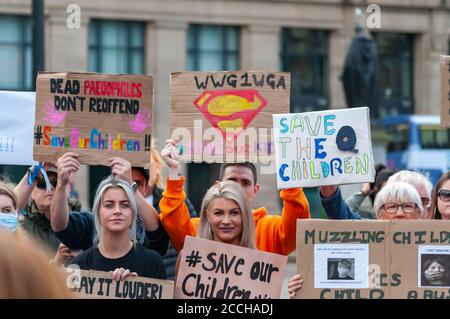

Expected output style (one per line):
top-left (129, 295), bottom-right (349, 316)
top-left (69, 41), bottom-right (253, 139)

top-left (36, 176), bottom-right (58, 189)
top-left (420, 197), bottom-right (431, 208)
top-left (438, 189), bottom-right (450, 202)
top-left (381, 203), bottom-right (419, 215)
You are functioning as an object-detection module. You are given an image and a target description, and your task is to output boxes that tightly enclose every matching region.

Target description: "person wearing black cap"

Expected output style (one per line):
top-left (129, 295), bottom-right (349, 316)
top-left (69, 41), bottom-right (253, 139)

top-left (15, 164), bottom-right (83, 254)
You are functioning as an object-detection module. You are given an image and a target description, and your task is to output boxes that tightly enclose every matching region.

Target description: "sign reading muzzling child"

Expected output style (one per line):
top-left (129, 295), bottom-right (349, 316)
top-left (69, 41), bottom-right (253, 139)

top-left (175, 236), bottom-right (287, 299)
top-left (273, 107), bottom-right (375, 188)
top-left (33, 72), bottom-right (153, 167)
top-left (296, 219), bottom-right (450, 299)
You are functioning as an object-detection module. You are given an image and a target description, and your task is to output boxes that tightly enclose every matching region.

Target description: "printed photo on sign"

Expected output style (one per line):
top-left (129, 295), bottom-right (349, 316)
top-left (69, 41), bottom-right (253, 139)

top-left (327, 258), bottom-right (355, 280)
top-left (418, 245), bottom-right (450, 288)
top-left (273, 107), bottom-right (375, 188)
top-left (314, 244), bottom-right (369, 289)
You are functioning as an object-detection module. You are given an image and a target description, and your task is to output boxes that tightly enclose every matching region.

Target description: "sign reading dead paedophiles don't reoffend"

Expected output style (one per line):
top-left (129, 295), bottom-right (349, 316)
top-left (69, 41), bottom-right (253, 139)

top-left (273, 107), bottom-right (375, 188)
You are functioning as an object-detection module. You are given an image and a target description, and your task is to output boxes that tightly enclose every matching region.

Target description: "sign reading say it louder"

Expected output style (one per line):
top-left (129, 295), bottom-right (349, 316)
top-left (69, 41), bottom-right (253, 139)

top-left (66, 269), bottom-right (173, 299)
top-left (33, 72), bottom-right (153, 167)
top-left (171, 71), bottom-right (290, 163)
top-left (273, 107), bottom-right (375, 188)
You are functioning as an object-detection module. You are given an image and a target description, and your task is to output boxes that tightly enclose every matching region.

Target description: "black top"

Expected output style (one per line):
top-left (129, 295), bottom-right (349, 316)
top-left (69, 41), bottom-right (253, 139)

top-left (71, 244), bottom-right (167, 280)
top-left (54, 211), bottom-right (169, 255)
top-left (329, 274), bottom-right (354, 280)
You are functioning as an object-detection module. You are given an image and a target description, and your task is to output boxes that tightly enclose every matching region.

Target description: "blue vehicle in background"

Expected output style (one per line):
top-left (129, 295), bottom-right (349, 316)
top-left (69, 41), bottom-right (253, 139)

top-left (378, 115), bottom-right (450, 185)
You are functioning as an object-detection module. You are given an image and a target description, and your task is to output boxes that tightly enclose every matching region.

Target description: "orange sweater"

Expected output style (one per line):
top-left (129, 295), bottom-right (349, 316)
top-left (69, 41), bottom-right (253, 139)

top-left (159, 177), bottom-right (310, 255)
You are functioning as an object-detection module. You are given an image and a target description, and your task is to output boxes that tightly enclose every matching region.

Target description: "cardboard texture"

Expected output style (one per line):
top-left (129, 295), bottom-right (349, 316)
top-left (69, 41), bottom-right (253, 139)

top-left (66, 269), bottom-right (174, 299)
top-left (33, 72), bottom-right (152, 167)
top-left (273, 107), bottom-right (375, 188)
top-left (170, 71), bottom-right (290, 163)
top-left (174, 236), bottom-right (287, 299)
top-left (440, 56), bottom-right (450, 127)
top-left (296, 219), bottom-right (450, 299)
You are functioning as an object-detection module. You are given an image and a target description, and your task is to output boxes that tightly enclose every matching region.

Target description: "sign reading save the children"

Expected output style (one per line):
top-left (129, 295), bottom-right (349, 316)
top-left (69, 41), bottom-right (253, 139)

top-left (296, 219), bottom-right (450, 299)
top-left (66, 269), bottom-right (173, 299)
top-left (273, 107), bottom-right (375, 188)
top-left (171, 71), bottom-right (290, 163)
top-left (175, 236), bottom-right (287, 299)
top-left (33, 72), bottom-right (153, 167)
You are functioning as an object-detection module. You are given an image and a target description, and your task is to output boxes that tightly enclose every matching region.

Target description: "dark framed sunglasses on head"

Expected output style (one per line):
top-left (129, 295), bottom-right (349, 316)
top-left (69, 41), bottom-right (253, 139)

top-left (438, 189), bottom-right (450, 202)
top-left (36, 176), bottom-right (58, 189)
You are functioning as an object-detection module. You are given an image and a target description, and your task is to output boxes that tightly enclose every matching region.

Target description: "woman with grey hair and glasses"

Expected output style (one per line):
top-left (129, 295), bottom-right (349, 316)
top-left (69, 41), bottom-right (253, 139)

top-left (373, 181), bottom-right (424, 220)
top-left (70, 176), bottom-right (166, 281)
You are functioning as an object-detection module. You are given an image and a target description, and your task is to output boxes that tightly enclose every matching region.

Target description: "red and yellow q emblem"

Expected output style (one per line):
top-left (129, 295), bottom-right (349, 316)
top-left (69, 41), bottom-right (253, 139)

top-left (194, 90), bottom-right (267, 139)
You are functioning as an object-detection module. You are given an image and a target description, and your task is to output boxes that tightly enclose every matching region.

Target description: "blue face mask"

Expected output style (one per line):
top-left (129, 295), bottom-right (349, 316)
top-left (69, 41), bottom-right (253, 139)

top-left (0, 212), bottom-right (18, 232)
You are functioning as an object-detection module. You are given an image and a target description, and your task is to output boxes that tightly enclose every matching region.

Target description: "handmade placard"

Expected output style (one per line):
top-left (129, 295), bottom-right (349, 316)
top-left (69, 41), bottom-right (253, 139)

top-left (33, 72), bottom-right (152, 167)
top-left (273, 107), bottom-right (375, 188)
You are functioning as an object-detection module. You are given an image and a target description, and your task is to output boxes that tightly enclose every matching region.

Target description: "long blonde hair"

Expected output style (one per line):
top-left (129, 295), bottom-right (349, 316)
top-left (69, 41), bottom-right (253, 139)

top-left (197, 181), bottom-right (255, 249)
top-left (0, 230), bottom-right (72, 298)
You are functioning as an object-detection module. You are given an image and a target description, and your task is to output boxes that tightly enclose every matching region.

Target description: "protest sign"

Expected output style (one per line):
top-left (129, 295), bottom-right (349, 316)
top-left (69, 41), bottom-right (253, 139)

top-left (66, 269), bottom-right (173, 299)
top-left (33, 72), bottom-right (153, 167)
top-left (0, 91), bottom-right (37, 165)
top-left (170, 71), bottom-right (290, 163)
top-left (390, 220), bottom-right (450, 299)
top-left (174, 236), bottom-right (287, 299)
top-left (273, 107), bottom-right (375, 188)
top-left (440, 55), bottom-right (450, 127)
top-left (296, 219), bottom-right (450, 299)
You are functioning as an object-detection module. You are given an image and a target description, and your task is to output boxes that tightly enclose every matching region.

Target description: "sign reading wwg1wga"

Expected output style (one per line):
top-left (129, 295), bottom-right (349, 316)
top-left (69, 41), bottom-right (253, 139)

top-left (170, 71), bottom-right (290, 163)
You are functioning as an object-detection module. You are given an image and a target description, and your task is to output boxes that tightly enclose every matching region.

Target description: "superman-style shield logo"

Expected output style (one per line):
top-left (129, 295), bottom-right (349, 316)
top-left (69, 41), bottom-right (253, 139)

top-left (193, 90), bottom-right (267, 139)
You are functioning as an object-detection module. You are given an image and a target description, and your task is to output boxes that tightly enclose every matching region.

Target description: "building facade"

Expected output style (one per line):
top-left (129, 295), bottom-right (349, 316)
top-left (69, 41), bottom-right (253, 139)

top-left (1, 0), bottom-right (449, 212)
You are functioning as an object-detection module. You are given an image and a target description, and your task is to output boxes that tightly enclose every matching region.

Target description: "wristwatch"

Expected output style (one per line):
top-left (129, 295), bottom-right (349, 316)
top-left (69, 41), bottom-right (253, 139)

top-left (131, 181), bottom-right (139, 193)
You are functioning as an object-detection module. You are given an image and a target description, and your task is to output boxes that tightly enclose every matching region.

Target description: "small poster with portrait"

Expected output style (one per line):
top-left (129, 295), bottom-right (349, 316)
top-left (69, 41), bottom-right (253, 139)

top-left (418, 245), bottom-right (450, 288)
top-left (314, 244), bottom-right (369, 289)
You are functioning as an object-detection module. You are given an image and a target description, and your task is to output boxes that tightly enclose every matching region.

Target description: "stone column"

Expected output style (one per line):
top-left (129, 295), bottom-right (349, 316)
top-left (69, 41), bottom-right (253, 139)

top-left (45, 12), bottom-right (90, 209)
top-left (147, 20), bottom-right (188, 149)
top-left (241, 24), bottom-right (281, 215)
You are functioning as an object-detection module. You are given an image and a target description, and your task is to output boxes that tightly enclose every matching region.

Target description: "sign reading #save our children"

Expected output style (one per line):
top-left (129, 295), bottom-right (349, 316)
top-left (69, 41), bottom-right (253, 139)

top-left (273, 107), bottom-right (375, 188)
top-left (33, 72), bottom-right (153, 167)
top-left (175, 236), bottom-right (287, 299)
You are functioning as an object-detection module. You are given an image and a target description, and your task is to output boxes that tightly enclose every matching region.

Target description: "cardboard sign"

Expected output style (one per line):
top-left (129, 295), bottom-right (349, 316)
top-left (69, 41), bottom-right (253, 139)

top-left (296, 219), bottom-right (450, 299)
top-left (175, 236), bottom-right (287, 299)
top-left (170, 71), bottom-right (290, 163)
top-left (440, 56), bottom-right (450, 127)
top-left (0, 91), bottom-right (37, 165)
top-left (33, 72), bottom-right (153, 167)
top-left (66, 269), bottom-right (173, 299)
top-left (273, 107), bottom-right (375, 188)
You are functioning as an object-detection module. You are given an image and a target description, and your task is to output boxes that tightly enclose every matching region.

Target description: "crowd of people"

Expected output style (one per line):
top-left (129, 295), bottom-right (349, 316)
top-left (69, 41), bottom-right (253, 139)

top-left (0, 140), bottom-right (449, 299)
